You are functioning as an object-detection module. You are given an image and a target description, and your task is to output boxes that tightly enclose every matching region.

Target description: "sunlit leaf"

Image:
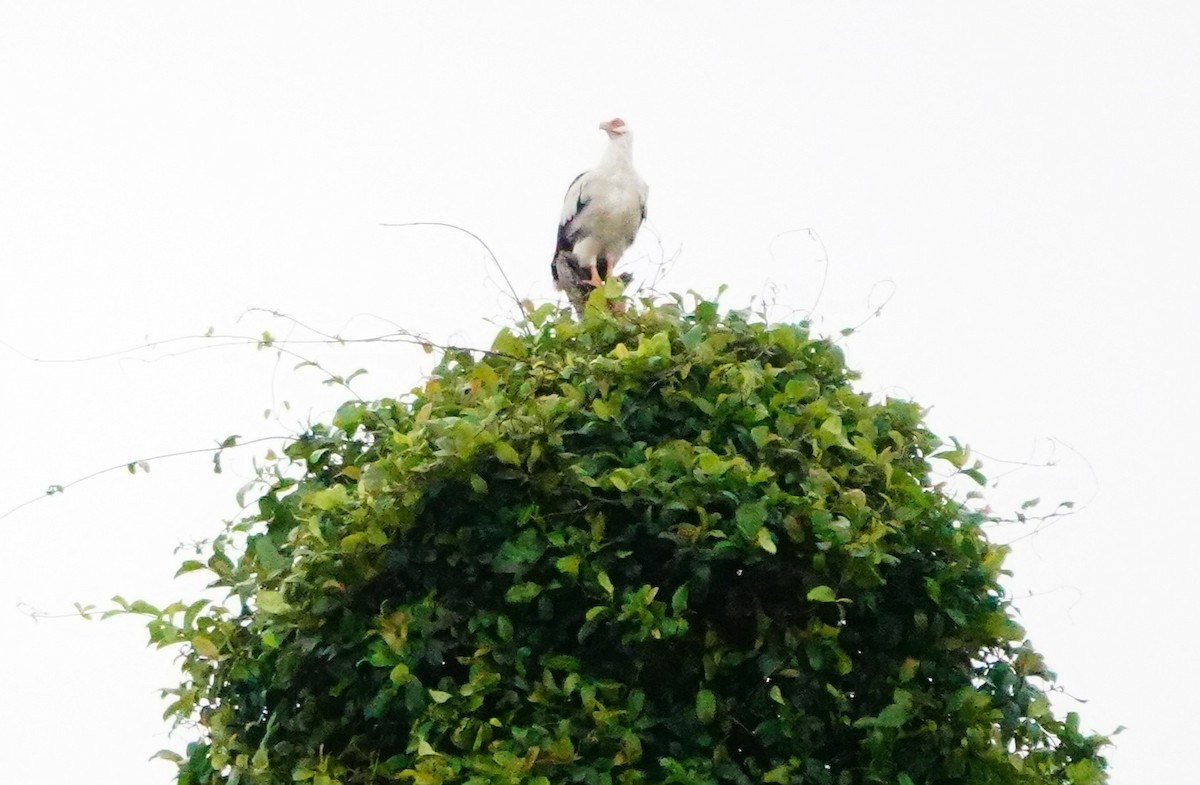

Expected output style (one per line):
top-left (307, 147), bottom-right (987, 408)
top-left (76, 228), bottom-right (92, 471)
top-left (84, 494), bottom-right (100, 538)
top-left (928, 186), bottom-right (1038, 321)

top-left (504, 582), bottom-right (541, 603)
top-left (555, 554), bottom-right (581, 577)
top-left (307, 485), bottom-right (350, 510)
top-left (255, 590), bottom-right (290, 614)
top-left (756, 527), bottom-right (777, 554)
top-left (597, 570), bottom-right (614, 596)
top-left (192, 635), bottom-right (220, 659)
top-left (494, 441), bottom-right (521, 467)
top-left (807, 585), bottom-right (836, 603)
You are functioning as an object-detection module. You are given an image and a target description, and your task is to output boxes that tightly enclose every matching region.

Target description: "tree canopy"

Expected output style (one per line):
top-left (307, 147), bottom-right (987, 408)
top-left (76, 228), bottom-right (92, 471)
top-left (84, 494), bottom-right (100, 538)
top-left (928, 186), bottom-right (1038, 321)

top-left (135, 293), bottom-right (1109, 785)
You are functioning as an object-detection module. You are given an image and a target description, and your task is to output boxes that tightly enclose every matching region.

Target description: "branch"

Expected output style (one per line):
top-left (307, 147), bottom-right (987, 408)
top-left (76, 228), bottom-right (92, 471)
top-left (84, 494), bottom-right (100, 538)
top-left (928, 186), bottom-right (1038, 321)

top-left (766, 227), bottom-right (830, 323)
top-left (0, 435), bottom-right (289, 524)
top-left (378, 221), bottom-right (525, 320)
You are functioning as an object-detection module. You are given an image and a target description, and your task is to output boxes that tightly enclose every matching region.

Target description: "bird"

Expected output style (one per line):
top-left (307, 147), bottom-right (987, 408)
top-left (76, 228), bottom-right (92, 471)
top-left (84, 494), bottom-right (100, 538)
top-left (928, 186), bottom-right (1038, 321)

top-left (551, 118), bottom-right (648, 314)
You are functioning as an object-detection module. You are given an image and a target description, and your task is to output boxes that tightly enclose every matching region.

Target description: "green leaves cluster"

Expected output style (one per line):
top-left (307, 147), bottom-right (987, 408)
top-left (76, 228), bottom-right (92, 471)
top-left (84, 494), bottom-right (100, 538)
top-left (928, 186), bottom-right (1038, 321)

top-left (138, 295), bottom-right (1108, 785)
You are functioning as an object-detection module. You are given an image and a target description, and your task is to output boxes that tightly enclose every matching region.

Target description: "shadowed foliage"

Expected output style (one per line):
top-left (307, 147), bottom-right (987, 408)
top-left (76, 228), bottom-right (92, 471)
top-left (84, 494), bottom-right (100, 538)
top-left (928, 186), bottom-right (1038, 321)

top-left (138, 293), bottom-right (1109, 785)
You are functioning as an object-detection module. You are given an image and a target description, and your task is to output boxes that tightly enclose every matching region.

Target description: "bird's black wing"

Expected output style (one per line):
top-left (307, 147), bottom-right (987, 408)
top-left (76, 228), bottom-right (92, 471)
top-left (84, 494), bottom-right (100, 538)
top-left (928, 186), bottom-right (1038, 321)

top-left (551, 171), bottom-right (591, 282)
top-left (555, 171), bottom-right (590, 255)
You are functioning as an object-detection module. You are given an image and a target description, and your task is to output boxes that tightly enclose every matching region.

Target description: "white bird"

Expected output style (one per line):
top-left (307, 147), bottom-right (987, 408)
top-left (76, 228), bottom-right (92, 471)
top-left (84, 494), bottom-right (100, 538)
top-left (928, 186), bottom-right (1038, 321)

top-left (552, 118), bottom-right (648, 313)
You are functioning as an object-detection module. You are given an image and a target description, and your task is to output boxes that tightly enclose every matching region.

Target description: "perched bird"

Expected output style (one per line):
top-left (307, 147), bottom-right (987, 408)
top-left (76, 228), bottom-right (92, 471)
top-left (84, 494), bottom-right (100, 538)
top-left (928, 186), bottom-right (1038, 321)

top-left (552, 118), bottom-right (648, 313)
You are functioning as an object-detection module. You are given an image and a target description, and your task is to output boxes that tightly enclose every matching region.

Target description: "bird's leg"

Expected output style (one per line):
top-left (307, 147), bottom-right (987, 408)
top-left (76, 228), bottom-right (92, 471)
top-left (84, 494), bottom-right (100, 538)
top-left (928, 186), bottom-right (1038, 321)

top-left (588, 252), bottom-right (617, 288)
top-left (603, 252), bottom-right (627, 313)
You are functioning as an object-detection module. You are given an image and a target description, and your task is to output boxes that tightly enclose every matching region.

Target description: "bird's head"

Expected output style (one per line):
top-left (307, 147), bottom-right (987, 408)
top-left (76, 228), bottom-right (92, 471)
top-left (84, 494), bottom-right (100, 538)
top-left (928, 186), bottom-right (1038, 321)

top-left (600, 118), bottom-right (630, 138)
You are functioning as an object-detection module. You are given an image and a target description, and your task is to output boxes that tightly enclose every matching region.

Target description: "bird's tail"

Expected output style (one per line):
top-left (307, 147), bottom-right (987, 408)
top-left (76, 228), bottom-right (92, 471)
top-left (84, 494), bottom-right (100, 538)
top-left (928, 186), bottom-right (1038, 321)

top-left (551, 250), bottom-right (585, 289)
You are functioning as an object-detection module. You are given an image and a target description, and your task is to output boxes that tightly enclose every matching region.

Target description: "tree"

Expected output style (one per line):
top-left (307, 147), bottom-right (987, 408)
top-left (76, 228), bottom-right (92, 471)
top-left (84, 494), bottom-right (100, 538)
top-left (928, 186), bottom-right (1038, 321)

top-left (136, 294), bottom-right (1110, 785)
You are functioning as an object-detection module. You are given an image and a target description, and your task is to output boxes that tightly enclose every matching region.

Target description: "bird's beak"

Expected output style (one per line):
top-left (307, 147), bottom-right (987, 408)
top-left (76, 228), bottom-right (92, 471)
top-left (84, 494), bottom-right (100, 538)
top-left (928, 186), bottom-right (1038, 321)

top-left (599, 118), bottom-right (626, 137)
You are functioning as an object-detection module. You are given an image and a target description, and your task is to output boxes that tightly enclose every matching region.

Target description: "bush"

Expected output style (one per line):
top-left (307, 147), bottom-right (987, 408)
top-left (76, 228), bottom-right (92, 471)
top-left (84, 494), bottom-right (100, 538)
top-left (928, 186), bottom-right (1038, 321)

top-left (145, 295), bottom-right (1109, 785)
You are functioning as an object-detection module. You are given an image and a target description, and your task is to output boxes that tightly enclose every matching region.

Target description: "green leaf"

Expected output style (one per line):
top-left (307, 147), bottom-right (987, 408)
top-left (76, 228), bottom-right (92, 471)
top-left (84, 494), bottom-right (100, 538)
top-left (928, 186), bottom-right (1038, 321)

top-left (591, 398), bottom-right (616, 421)
top-left (874, 701), bottom-right (910, 727)
top-left (428, 689), bottom-right (452, 704)
top-left (1027, 694), bottom-right (1050, 719)
top-left (504, 582), bottom-right (542, 603)
top-left (555, 554), bottom-right (581, 577)
top-left (1065, 759), bottom-right (1103, 785)
top-left (255, 590), bottom-right (290, 614)
top-left (252, 535), bottom-right (288, 573)
top-left (763, 766), bottom-right (791, 784)
top-left (680, 324), bottom-right (705, 349)
top-left (307, 485), bottom-right (350, 510)
top-left (608, 468), bottom-right (633, 492)
top-left (174, 560), bottom-right (207, 577)
top-left (933, 446), bottom-right (967, 469)
top-left (807, 585), bottom-right (836, 603)
top-left (697, 451), bottom-right (727, 475)
top-left (491, 327), bottom-right (527, 358)
top-left (527, 301), bottom-right (558, 328)
top-left (192, 635), bottom-right (220, 659)
top-left (962, 466), bottom-right (987, 485)
top-left (735, 501), bottom-right (768, 539)
top-left (635, 331), bottom-right (672, 360)
top-left (755, 527), bottom-right (777, 554)
top-left (494, 441), bottom-right (521, 467)
top-left (544, 655), bottom-right (581, 671)
top-left (695, 689), bottom-right (717, 724)
top-left (671, 584), bottom-right (689, 614)
top-left (597, 570), bottom-right (614, 597)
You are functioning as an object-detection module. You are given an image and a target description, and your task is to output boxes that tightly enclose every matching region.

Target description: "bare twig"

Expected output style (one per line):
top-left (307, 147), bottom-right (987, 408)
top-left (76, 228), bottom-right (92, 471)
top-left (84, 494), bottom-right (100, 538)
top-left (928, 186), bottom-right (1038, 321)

top-left (836, 279), bottom-right (897, 342)
top-left (378, 221), bottom-right (524, 318)
top-left (766, 228), bottom-right (830, 323)
top-left (0, 436), bottom-right (289, 523)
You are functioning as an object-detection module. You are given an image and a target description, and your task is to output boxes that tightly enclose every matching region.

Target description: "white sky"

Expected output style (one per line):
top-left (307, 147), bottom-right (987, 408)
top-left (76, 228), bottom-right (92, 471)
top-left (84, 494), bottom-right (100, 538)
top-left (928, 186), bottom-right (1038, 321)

top-left (2, 3), bottom-right (1196, 783)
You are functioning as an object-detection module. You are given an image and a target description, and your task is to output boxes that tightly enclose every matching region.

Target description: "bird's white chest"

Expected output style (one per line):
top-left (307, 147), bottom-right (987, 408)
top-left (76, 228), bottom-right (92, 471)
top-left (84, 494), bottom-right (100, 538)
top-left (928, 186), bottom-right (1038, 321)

top-left (577, 173), bottom-right (643, 237)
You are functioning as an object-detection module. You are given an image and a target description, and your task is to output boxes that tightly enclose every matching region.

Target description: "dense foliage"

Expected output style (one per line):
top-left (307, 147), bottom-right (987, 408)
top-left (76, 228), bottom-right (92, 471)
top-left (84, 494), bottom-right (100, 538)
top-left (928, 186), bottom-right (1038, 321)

top-left (137, 293), bottom-right (1109, 785)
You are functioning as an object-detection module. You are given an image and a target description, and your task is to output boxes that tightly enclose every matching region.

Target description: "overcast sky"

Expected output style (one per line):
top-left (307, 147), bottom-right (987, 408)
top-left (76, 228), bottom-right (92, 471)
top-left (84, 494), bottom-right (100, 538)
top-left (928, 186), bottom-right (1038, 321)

top-left (2, 3), bottom-right (1197, 783)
